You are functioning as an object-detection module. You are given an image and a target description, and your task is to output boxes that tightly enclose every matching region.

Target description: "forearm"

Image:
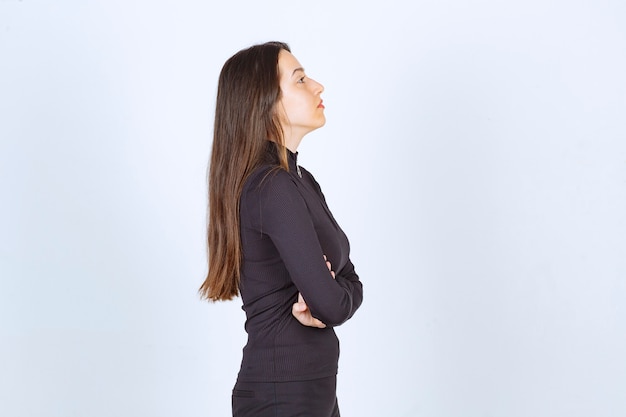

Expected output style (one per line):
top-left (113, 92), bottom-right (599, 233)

top-left (306, 261), bottom-right (363, 327)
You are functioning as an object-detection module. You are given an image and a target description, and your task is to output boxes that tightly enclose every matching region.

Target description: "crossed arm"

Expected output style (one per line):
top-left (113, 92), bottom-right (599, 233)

top-left (253, 171), bottom-right (363, 328)
top-left (292, 255), bottom-right (336, 328)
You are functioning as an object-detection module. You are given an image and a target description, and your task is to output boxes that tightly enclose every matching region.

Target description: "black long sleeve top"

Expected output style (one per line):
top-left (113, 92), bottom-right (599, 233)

top-left (236, 144), bottom-right (363, 383)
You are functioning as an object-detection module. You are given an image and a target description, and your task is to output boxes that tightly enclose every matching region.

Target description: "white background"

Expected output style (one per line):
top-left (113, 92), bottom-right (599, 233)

top-left (1, 1), bottom-right (625, 416)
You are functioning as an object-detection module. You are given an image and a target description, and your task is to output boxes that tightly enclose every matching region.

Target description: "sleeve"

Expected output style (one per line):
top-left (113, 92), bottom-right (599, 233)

top-left (334, 259), bottom-right (363, 324)
top-left (256, 171), bottom-right (362, 327)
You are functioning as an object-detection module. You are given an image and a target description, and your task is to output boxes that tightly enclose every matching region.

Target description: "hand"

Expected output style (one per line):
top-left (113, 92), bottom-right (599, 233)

top-left (324, 255), bottom-right (336, 279)
top-left (292, 292), bottom-right (326, 328)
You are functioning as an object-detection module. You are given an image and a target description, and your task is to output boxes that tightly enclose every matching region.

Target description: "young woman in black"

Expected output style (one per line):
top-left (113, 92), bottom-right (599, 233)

top-left (200, 41), bottom-right (363, 417)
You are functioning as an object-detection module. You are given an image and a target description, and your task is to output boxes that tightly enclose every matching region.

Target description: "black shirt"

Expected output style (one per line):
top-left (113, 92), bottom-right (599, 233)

top-left (236, 145), bottom-right (363, 382)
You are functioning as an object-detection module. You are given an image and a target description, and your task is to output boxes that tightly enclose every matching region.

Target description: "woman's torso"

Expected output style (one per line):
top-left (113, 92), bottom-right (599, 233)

top-left (236, 149), bottom-right (351, 382)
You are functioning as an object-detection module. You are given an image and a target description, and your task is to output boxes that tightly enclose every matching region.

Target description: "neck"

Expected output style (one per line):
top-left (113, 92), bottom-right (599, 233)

top-left (284, 135), bottom-right (303, 153)
top-left (281, 126), bottom-right (306, 153)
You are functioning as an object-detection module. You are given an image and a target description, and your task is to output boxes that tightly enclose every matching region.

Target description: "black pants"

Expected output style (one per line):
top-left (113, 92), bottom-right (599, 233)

top-left (232, 375), bottom-right (340, 417)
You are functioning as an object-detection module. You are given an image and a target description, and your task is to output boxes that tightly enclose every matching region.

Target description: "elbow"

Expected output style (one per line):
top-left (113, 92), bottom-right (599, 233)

top-left (312, 289), bottom-right (356, 327)
top-left (316, 308), bottom-right (351, 328)
top-left (306, 279), bottom-right (363, 327)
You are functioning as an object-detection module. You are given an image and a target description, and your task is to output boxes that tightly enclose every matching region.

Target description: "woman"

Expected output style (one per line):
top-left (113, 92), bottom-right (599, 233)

top-left (199, 41), bottom-right (363, 417)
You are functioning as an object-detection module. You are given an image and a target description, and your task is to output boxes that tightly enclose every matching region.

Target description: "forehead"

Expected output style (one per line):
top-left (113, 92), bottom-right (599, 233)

top-left (278, 50), bottom-right (303, 78)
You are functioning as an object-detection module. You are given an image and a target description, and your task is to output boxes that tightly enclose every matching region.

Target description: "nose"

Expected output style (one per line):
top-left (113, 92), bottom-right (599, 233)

top-left (311, 78), bottom-right (324, 94)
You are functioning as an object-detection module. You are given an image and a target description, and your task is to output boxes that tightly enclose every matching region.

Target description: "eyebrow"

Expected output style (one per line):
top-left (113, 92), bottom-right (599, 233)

top-left (291, 67), bottom-right (305, 77)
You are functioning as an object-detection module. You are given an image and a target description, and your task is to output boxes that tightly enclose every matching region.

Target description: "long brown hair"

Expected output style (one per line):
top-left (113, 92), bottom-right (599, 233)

top-left (199, 41), bottom-right (291, 301)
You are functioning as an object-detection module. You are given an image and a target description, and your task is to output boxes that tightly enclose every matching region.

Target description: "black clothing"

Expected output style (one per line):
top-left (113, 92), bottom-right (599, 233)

top-left (236, 144), bottom-right (363, 383)
top-left (232, 376), bottom-right (340, 417)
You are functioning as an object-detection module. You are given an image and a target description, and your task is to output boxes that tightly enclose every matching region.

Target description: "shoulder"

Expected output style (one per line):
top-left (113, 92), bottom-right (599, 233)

top-left (240, 165), bottom-right (308, 227)
top-left (242, 165), bottom-right (300, 202)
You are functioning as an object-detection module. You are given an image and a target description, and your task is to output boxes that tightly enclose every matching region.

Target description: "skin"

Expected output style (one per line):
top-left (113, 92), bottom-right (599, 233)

top-left (275, 49), bottom-right (326, 153)
top-left (275, 50), bottom-right (332, 328)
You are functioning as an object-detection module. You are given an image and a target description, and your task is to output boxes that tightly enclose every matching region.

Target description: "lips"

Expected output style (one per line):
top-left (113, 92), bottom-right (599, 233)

top-left (317, 100), bottom-right (325, 109)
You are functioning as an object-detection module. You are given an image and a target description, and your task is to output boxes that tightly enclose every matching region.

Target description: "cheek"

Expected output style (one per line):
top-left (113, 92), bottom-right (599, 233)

top-left (282, 97), bottom-right (308, 119)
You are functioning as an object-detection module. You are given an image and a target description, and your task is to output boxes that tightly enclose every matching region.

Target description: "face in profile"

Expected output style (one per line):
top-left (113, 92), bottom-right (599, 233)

top-left (276, 50), bottom-right (326, 143)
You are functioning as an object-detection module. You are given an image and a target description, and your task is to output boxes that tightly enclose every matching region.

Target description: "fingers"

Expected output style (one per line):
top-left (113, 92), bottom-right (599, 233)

top-left (311, 319), bottom-right (326, 329)
top-left (293, 293), bottom-right (308, 313)
top-left (324, 255), bottom-right (336, 279)
top-left (292, 293), bottom-right (326, 328)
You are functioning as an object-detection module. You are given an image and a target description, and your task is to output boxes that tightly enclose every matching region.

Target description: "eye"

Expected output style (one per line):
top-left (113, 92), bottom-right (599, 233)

top-left (297, 76), bottom-right (306, 84)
